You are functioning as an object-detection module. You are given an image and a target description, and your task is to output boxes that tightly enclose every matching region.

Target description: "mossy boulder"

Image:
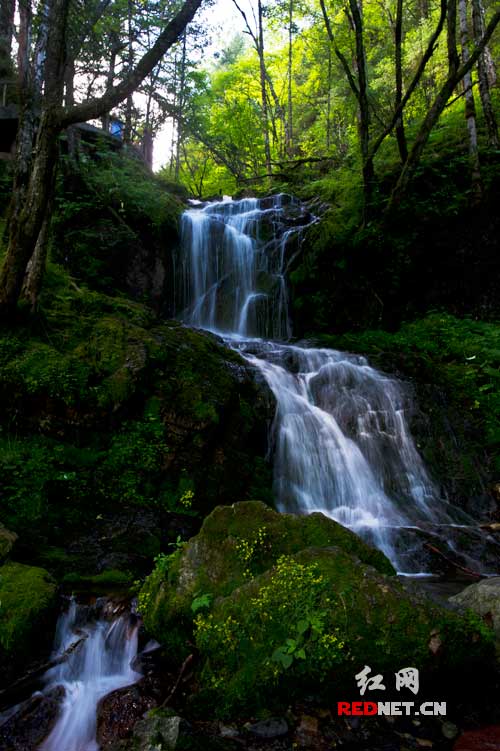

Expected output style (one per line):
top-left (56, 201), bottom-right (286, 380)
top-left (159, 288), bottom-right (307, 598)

top-left (192, 547), bottom-right (495, 716)
top-left (140, 501), bottom-right (395, 657)
top-left (0, 562), bottom-right (58, 686)
top-left (0, 524), bottom-right (17, 563)
top-left (0, 278), bottom-right (273, 569)
top-left (450, 577), bottom-right (500, 643)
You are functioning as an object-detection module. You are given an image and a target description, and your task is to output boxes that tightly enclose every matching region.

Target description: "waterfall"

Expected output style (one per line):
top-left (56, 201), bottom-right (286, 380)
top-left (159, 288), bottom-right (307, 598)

top-left (39, 599), bottom-right (141, 751)
top-left (178, 195), bottom-right (493, 575)
top-left (177, 194), bottom-right (298, 339)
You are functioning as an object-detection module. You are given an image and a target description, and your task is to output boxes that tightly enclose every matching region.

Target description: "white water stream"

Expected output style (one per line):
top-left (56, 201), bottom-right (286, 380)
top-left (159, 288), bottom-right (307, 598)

top-left (177, 195), bottom-right (484, 575)
top-left (39, 599), bottom-right (141, 751)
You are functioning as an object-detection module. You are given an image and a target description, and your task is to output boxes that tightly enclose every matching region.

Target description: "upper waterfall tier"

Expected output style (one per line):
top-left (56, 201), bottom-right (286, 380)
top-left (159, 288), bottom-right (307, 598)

top-left (176, 194), bottom-right (314, 340)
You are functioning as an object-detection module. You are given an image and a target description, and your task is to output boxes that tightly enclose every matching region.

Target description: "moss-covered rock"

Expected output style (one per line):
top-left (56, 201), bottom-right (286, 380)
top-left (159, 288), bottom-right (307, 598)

top-left (0, 276), bottom-right (272, 573)
top-left (51, 151), bottom-right (184, 313)
top-left (0, 524), bottom-right (17, 563)
top-left (192, 547), bottom-right (495, 716)
top-left (0, 562), bottom-right (58, 686)
top-left (140, 501), bottom-right (395, 657)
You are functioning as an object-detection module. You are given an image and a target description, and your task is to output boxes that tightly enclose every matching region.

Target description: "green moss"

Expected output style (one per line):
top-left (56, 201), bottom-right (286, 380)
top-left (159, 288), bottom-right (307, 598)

top-left (140, 501), bottom-right (395, 658)
top-left (0, 562), bottom-right (57, 658)
top-left (192, 547), bottom-right (494, 717)
top-left (0, 267), bottom-right (271, 556)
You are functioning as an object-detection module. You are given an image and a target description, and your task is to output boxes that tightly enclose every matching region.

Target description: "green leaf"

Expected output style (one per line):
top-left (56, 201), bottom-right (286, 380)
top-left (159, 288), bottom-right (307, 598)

top-left (296, 619), bottom-right (309, 635)
top-left (191, 593), bottom-right (212, 613)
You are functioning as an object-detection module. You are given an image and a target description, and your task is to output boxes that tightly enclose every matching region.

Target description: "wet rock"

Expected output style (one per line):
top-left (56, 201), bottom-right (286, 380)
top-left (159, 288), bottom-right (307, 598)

top-left (96, 678), bottom-right (161, 749)
top-left (294, 714), bottom-right (320, 747)
top-left (246, 717), bottom-right (289, 738)
top-left (0, 524), bottom-right (17, 563)
top-left (130, 643), bottom-right (165, 674)
top-left (450, 577), bottom-right (500, 640)
top-left (0, 686), bottom-right (64, 750)
top-left (453, 724), bottom-right (500, 750)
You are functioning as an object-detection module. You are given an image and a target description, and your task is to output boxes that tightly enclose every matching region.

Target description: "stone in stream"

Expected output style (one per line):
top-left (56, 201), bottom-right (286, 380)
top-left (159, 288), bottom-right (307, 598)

top-left (245, 717), bottom-right (289, 738)
top-left (0, 686), bottom-right (64, 750)
top-left (449, 577), bottom-right (500, 641)
top-left (97, 678), bottom-right (161, 749)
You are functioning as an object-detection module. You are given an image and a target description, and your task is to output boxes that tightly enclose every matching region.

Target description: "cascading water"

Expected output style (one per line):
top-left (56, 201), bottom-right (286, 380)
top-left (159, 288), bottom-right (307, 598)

top-left (177, 194), bottom-right (296, 339)
top-left (37, 599), bottom-right (141, 751)
top-left (177, 195), bottom-right (496, 575)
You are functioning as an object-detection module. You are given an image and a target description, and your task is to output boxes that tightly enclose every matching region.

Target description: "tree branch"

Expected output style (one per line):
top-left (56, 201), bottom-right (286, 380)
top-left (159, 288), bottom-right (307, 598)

top-left (60, 0), bottom-right (204, 127)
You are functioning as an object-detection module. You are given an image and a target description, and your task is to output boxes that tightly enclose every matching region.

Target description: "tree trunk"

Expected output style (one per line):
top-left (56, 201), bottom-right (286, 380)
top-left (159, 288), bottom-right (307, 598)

top-left (123, 0), bottom-right (135, 144)
top-left (1, 0), bottom-right (66, 317)
top-left (471, 0), bottom-right (499, 147)
top-left (388, 1), bottom-right (499, 210)
top-left (286, 0), bottom-right (293, 156)
top-left (0, 0), bottom-right (15, 77)
top-left (326, 45), bottom-right (332, 150)
top-left (0, 113), bottom-right (60, 317)
top-left (394, 0), bottom-right (408, 163)
top-left (175, 32), bottom-right (187, 181)
top-left (350, 0), bottom-right (374, 214)
top-left (101, 36), bottom-right (118, 132)
top-left (257, 0), bottom-right (272, 174)
top-left (458, 0), bottom-right (481, 201)
top-left (21, 192), bottom-right (55, 311)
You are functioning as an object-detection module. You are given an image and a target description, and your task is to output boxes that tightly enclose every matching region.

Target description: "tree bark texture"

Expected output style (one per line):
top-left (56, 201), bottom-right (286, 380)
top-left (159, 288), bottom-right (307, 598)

top-left (458, 0), bottom-right (482, 201)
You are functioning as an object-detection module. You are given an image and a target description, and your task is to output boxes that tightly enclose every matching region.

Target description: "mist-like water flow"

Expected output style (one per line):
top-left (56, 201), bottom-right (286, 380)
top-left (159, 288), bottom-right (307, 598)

top-left (178, 195), bottom-right (495, 574)
top-left (39, 600), bottom-right (140, 751)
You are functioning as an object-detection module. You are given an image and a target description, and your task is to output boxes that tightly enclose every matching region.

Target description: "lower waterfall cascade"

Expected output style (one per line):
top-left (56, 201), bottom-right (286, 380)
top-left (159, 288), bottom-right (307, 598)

top-left (178, 194), bottom-right (498, 575)
top-left (38, 600), bottom-right (141, 751)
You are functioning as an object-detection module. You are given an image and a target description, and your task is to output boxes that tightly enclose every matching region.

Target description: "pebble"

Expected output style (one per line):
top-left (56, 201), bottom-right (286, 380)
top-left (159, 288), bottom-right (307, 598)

top-left (246, 717), bottom-right (289, 738)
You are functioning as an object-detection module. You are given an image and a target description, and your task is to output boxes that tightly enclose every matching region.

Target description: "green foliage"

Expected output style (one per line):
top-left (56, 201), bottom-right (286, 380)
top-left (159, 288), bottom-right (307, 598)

top-left (191, 544), bottom-right (494, 718)
top-left (98, 410), bottom-right (169, 507)
top-left (194, 555), bottom-right (346, 714)
top-left (191, 592), bottom-right (212, 614)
